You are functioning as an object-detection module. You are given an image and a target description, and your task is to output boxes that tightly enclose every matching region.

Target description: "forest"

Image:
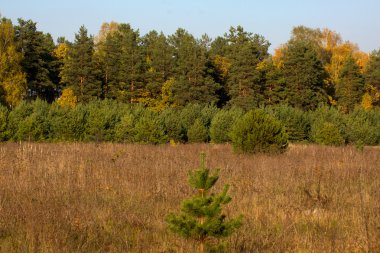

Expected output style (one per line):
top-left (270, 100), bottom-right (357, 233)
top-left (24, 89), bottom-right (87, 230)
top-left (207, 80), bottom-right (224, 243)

top-left (0, 17), bottom-right (380, 146)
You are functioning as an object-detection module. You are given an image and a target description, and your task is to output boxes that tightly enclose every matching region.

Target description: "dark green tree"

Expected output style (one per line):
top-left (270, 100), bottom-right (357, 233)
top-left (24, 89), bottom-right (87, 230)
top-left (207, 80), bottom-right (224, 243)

top-left (169, 28), bottom-right (219, 105)
top-left (225, 26), bottom-right (270, 110)
top-left (365, 49), bottom-right (380, 90)
top-left (15, 19), bottom-right (59, 101)
top-left (166, 153), bottom-right (242, 253)
top-left (116, 24), bottom-right (145, 103)
top-left (187, 118), bottom-right (208, 143)
top-left (336, 56), bottom-right (365, 112)
top-left (281, 40), bottom-right (328, 110)
top-left (142, 30), bottom-right (174, 101)
top-left (61, 26), bottom-right (101, 102)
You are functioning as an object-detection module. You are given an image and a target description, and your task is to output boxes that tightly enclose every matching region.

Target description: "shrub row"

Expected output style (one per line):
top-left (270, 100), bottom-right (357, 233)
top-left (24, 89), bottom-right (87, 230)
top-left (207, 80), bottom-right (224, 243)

top-left (0, 100), bottom-right (379, 146)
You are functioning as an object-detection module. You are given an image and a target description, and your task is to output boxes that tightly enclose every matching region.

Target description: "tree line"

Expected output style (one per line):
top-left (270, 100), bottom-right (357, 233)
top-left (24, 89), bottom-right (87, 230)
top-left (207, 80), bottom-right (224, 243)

top-left (1, 17), bottom-right (380, 112)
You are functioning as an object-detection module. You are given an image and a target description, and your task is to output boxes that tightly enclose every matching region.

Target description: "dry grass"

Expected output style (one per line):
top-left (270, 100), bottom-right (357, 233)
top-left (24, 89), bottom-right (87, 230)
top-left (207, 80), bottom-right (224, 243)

top-left (0, 143), bottom-right (379, 252)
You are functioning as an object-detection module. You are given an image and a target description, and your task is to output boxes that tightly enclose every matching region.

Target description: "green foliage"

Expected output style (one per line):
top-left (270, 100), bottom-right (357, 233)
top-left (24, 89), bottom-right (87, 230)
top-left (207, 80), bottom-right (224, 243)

top-left (159, 108), bottom-right (185, 142)
top-left (114, 110), bottom-right (135, 143)
top-left (365, 49), bottom-right (380, 90)
top-left (210, 108), bottom-right (244, 143)
top-left (166, 153), bottom-right (242, 252)
top-left (269, 104), bottom-right (310, 142)
top-left (230, 109), bottom-right (288, 154)
top-left (132, 108), bottom-right (167, 144)
top-left (308, 105), bottom-right (347, 143)
top-left (61, 26), bottom-right (100, 102)
top-left (314, 122), bottom-right (345, 146)
top-left (6, 101), bottom-right (33, 140)
top-left (84, 100), bottom-right (124, 141)
top-left (336, 57), bottom-right (365, 112)
top-left (0, 105), bottom-right (8, 140)
top-left (281, 40), bottom-right (328, 110)
top-left (187, 118), bottom-right (208, 143)
top-left (346, 107), bottom-right (380, 145)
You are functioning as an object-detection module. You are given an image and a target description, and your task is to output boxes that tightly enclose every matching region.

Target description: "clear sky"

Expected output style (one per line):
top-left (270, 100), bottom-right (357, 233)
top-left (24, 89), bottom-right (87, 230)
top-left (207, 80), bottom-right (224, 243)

top-left (1, 0), bottom-right (379, 53)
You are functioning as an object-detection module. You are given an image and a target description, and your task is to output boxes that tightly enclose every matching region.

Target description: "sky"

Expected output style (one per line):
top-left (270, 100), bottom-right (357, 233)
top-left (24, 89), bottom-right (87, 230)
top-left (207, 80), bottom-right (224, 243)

top-left (1, 0), bottom-right (380, 53)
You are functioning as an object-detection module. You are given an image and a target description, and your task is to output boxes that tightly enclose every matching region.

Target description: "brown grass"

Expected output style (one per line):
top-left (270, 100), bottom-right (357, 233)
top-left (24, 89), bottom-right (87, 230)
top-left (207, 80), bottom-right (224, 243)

top-left (0, 143), bottom-right (379, 252)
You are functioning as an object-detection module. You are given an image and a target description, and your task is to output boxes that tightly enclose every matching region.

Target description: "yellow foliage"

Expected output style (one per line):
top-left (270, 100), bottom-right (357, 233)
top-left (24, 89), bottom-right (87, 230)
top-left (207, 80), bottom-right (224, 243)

top-left (57, 88), bottom-right (77, 108)
top-left (53, 43), bottom-right (69, 60)
top-left (353, 51), bottom-right (369, 72)
top-left (361, 92), bottom-right (373, 110)
top-left (213, 55), bottom-right (231, 80)
top-left (272, 45), bottom-right (287, 68)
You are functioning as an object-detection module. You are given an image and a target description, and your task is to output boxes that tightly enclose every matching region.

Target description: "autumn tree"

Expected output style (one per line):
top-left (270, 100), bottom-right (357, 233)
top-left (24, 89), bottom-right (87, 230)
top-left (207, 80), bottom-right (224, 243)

top-left (61, 26), bottom-right (100, 102)
top-left (0, 18), bottom-right (27, 108)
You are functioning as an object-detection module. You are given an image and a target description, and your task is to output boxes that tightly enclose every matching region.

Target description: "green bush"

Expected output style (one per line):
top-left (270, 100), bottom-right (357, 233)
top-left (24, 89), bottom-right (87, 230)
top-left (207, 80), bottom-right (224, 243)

top-left (314, 122), bottom-right (345, 146)
top-left (159, 108), bottom-right (186, 142)
top-left (7, 101), bottom-right (33, 140)
top-left (346, 107), bottom-right (380, 145)
top-left (114, 111), bottom-right (135, 143)
top-left (269, 104), bottom-right (310, 142)
top-left (0, 105), bottom-right (8, 141)
top-left (308, 105), bottom-right (347, 143)
top-left (230, 109), bottom-right (288, 154)
top-left (210, 108), bottom-right (243, 143)
top-left (187, 118), bottom-right (208, 143)
top-left (132, 109), bottom-right (167, 144)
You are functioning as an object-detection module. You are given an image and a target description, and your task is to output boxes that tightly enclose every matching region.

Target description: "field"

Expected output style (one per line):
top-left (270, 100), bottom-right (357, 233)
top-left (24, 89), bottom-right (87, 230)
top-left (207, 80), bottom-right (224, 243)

top-left (0, 143), bottom-right (379, 252)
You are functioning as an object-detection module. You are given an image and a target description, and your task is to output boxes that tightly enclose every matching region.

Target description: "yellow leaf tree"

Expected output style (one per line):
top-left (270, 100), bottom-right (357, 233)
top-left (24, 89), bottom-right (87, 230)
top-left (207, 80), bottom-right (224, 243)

top-left (0, 18), bottom-right (27, 108)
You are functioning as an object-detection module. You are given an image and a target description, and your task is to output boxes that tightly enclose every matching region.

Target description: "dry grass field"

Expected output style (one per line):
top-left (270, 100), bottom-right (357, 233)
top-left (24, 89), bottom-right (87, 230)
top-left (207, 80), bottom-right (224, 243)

top-left (0, 143), bottom-right (379, 252)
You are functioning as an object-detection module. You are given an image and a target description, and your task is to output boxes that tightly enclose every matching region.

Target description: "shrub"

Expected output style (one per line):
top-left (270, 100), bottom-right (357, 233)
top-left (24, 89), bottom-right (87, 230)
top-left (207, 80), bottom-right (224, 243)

top-left (269, 104), bottom-right (310, 142)
top-left (346, 107), bottom-right (380, 145)
top-left (308, 105), bottom-right (347, 143)
top-left (159, 108), bottom-right (186, 142)
top-left (132, 109), bottom-right (167, 144)
top-left (0, 105), bottom-right (8, 141)
top-left (210, 108), bottom-right (243, 143)
top-left (187, 118), bottom-right (208, 143)
top-left (7, 101), bottom-right (33, 140)
top-left (114, 111), bottom-right (135, 143)
top-left (230, 109), bottom-right (288, 154)
top-left (314, 122), bottom-right (345, 146)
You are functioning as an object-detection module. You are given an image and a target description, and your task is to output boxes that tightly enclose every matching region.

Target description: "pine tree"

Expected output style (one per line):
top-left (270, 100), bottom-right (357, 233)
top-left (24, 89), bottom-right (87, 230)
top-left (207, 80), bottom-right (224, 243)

top-left (166, 153), bottom-right (242, 252)
top-left (15, 19), bottom-right (59, 101)
top-left (225, 26), bottom-right (270, 110)
top-left (281, 40), bottom-right (328, 110)
top-left (169, 28), bottom-right (219, 106)
top-left (336, 56), bottom-right (365, 112)
top-left (61, 26), bottom-right (100, 102)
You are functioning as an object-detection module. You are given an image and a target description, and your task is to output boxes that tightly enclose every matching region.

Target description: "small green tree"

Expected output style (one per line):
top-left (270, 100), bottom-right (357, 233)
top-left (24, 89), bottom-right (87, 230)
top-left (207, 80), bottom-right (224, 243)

top-left (230, 109), bottom-right (288, 154)
top-left (166, 153), bottom-right (242, 252)
top-left (187, 118), bottom-right (208, 143)
top-left (314, 122), bottom-right (345, 146)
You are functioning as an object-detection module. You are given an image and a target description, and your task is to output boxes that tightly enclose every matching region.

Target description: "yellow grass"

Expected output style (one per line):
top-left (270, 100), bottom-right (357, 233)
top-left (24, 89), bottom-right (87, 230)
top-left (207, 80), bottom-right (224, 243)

top-left (0, 143), bottom-right (379, 252)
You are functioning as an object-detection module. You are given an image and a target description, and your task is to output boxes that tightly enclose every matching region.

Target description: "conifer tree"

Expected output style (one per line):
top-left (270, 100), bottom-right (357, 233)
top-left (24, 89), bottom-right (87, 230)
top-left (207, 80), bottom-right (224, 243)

top-left (166, 153), bottom-right (242, 253)
top-left (61, 26), bottom-right (100, 102)
top-left (336, 56), bottom-right (365, 112)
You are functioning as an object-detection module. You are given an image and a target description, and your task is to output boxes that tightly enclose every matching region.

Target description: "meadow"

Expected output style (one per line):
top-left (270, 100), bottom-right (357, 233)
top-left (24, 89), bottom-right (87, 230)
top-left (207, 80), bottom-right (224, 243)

top-left (0, 143), bottom-right (379, 252)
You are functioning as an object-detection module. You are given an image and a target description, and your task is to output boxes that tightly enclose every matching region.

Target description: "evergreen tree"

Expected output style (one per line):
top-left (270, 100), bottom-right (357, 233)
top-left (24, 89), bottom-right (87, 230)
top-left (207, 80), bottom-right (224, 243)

top-left (225, 26), bottom-right (270, 110)
top-left (169, 28), bottom-right (219, 105)
top-left (15, 19), bottom-right (59, 101)
top-left (117, 24), bottom-right (145, 103)
top-left (61, 26), bottom-right (100, 102)
top-left (0, 18), bottom-right (27, 108)
top-left (336, 56), bottom-right (365, 112)
top-left (166, 153), bottom-right (242, 252)
top-left (365, 49), bottom-right (380, 90)
top-left (281, 40), bottom-right (328, 110)
top-left (141, 30), bottom-right (174, 103)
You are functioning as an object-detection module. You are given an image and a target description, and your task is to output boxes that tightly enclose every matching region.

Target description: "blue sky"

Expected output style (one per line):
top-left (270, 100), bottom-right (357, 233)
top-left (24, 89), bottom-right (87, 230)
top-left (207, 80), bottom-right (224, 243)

top-left (1, 0), bottom-right (379, 53)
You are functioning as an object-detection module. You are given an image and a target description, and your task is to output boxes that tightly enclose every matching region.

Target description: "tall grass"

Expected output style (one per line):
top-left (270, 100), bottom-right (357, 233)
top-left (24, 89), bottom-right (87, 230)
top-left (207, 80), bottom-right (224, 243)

top-left (0, 143), bottom-right (379, 252)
